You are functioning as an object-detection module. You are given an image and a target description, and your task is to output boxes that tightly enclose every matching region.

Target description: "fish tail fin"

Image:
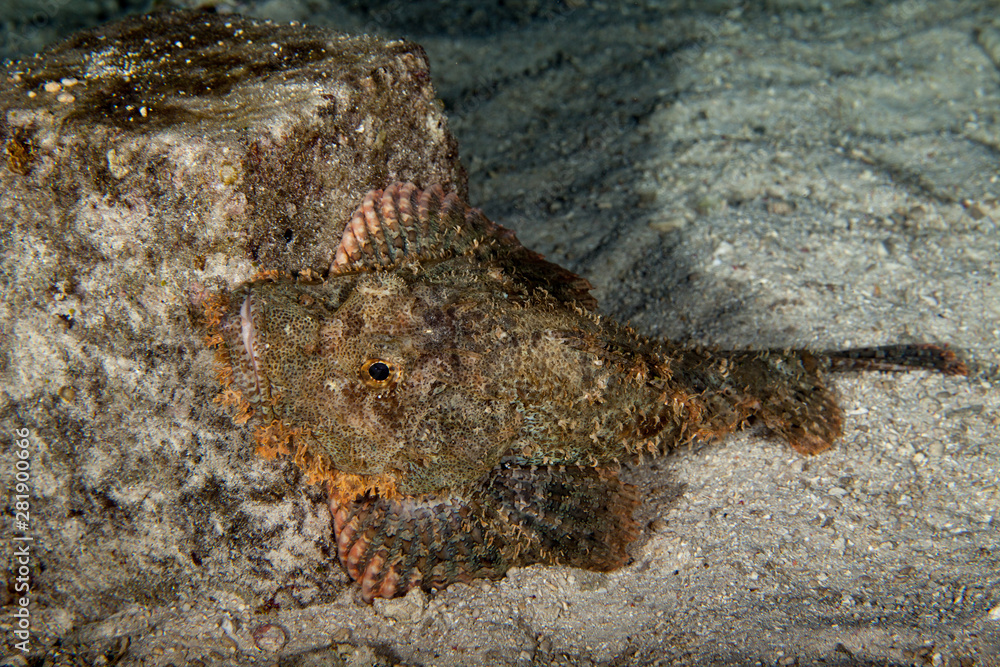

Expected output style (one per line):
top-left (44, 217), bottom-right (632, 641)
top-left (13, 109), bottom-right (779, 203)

top-left (701, 343), bottom-right (966, 455)
top-left (820, 344), bottom-right (969, 376)
top-left (671, 348), bottom-right (842, 455)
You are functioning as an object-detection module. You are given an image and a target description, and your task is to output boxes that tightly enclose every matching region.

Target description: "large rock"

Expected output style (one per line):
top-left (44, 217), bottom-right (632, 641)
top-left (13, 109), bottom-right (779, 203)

top-left (0, 9), bottom-right (462, 658)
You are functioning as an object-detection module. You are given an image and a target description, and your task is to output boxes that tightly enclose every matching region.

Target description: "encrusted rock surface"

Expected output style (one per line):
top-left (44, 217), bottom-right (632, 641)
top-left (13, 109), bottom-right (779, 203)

top-left (0, 8), bottom-right (463, 658)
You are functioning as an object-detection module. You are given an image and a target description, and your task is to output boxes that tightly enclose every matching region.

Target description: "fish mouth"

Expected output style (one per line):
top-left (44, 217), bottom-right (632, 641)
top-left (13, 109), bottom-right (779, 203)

top-left (239, 287), bottom-right (265, 400)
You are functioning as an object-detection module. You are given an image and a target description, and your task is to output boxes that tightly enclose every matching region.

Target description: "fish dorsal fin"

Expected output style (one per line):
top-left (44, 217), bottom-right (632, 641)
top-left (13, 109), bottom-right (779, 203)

top-left (330, 182), bottom-right (499, 272)
top-left (329, 182), bottom-right (597, 309)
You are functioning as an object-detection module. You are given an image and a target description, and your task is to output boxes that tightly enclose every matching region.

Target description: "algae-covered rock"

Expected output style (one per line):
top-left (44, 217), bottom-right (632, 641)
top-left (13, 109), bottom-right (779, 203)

top-left (0, 9), bottom-right (463, 656)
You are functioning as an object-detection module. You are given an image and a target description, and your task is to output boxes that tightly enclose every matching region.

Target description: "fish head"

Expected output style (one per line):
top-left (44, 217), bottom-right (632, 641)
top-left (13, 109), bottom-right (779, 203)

top-left (214, 269), bottom-right (522, 495)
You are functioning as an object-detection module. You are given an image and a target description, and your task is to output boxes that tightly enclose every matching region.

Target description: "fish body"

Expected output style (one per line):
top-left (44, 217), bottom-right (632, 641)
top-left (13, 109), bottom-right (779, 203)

top-left (207, 183), bottom-right (965, 601)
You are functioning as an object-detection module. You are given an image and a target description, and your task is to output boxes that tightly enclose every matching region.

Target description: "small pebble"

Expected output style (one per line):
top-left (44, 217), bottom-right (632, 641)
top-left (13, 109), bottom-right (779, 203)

top-left (345, 646), bottom-right (378, 667)
top-left (219, 163), bottom-right (239, 185)
top-left (649, 216), bottom-right (688, 232)
top-left (766, 200), bottom-right (794, 215)
top-left (375, 587), bottom-right (426, 623)
top-left (251, 623), bottom-right (288, 652)
top-left (712, 240), bottom-right (734, 257)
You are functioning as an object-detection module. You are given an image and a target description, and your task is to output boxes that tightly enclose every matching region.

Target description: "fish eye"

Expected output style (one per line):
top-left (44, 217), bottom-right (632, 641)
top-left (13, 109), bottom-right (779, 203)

top-left (368, 362), bottom-right (390, 381)
top-left (360, 358), bottom-right (398, 388)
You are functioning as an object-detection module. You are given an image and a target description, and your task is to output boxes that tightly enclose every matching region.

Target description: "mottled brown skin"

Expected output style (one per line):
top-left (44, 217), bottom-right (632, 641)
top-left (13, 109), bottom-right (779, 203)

top-left (207, 183), bottom-right (966, 602)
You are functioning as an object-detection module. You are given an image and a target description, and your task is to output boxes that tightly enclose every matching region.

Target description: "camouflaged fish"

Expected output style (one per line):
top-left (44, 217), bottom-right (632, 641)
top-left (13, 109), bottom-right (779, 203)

top-left (205, 182), bottom-right (966, 602)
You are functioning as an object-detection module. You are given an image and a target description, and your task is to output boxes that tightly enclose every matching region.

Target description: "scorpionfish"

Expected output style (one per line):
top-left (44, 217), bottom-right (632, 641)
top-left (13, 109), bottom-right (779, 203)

top-left (206, 182), bottom-right (966, 602)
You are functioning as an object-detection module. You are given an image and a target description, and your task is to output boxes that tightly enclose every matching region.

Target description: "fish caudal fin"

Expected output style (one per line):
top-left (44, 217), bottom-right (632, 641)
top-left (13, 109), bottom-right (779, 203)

top-left (820, 344), bottom-right (969, 376)
top-left (679, 343), bottom-right (968, 456)
top-left (668, 348), bottom-right (842, 455)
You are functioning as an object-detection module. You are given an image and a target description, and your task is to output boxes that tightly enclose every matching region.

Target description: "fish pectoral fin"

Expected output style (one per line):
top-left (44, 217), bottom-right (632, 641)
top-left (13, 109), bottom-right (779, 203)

top-left (331, 492), bottom-right (509, 603)
top-left (475, 461), bottom-right (640, 572)
top-left (330, 462), bottom-right (640, 602)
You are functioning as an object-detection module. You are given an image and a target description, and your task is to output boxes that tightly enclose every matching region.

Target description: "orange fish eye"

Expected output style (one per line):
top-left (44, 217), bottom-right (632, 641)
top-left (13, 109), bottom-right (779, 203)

top-left (360, 359), bottom-right (399, 388)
